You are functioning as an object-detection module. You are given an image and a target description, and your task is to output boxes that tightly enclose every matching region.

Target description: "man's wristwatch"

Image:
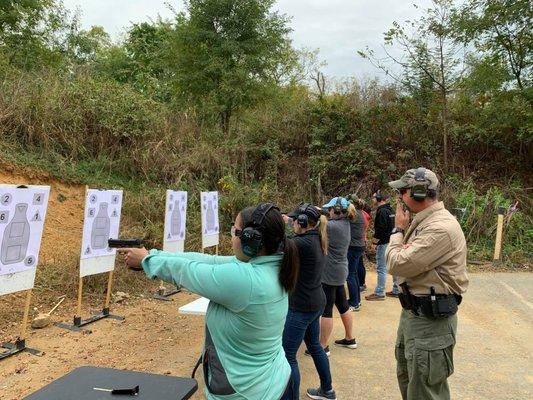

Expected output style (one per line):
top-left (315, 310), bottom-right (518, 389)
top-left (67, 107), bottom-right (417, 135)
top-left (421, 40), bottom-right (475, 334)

top-left (391, 227), bottom-right (405, 235)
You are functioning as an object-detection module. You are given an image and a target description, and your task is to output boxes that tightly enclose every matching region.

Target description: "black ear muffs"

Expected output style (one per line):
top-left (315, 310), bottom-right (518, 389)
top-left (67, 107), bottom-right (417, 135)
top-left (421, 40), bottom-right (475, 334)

top-left (240, 203), bottom-right (279, 257)
top-left (241, 228), bottom-right (264, 257)
top-left (295, 202), bottom-right (312, 228)
top-left (297, 214), bottom-right (309, 228)
top-left (411, 167), bottom-right (428, 202)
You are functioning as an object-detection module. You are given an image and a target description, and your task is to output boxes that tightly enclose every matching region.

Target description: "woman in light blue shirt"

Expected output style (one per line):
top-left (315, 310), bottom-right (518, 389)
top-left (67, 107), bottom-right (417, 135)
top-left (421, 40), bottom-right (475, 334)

top-left (122, 203), bottom-right (299, 399)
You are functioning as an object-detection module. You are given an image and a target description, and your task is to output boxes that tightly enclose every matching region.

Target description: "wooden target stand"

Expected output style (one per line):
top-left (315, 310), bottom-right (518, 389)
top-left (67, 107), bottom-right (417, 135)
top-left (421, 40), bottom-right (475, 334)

top-left (56, 186), bottom-right (124, 333)
top-left (493, 206), bottom-right (506, 264)
top-left (1, 289), bottom-right (43, 360)
top-left (55, 269), bottom-right (124, 334)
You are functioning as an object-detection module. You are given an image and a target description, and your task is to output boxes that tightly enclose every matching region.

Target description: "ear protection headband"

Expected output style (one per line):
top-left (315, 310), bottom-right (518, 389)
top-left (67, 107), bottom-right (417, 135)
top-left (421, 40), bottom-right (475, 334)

top-left (296, 202), bottom-right (312, 228)
top-left (374, 190), bottom-right (383, 202)
top-left (241, 203), bottom-right (279, 257)
top-left (411, 167), bottom-right (428, 202)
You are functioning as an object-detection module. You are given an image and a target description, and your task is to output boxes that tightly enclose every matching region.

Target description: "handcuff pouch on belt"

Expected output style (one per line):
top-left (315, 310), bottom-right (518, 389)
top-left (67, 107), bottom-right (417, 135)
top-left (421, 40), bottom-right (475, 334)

top-left (399, 283), bottom-right (460, 318)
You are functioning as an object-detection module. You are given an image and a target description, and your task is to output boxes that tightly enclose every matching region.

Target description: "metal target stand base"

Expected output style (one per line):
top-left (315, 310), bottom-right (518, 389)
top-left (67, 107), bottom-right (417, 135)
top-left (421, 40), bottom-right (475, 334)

top-left (55, 307), bottom-right (124, 334)
top-left (153, 286), bottom-right (182, 302)
top-left (0, 338), bottom-right (43, 360)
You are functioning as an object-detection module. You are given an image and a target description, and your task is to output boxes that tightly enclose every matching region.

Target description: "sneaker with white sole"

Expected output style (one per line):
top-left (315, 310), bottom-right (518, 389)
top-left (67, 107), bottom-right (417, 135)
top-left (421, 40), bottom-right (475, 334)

top-left (306, 387), bottom-right (337, 400)
top-left (349, 304), bottom-right (360, 312)
top-left (304, 345), bottom-right (330, 357)
top-left (334, 338), bottom-right (357, 349)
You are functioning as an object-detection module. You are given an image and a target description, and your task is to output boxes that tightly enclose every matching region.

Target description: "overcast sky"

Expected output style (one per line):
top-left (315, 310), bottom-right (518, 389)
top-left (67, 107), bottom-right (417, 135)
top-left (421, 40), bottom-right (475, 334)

top-left (62, 0), bottom-right (434, 80)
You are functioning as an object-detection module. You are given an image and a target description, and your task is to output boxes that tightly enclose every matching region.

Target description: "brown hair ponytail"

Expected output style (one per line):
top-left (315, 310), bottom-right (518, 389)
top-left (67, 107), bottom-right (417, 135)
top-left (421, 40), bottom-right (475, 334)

top-left (279, 237), bottom-right (299, 292)
top-left (317, 215), bottom-right (329, 254)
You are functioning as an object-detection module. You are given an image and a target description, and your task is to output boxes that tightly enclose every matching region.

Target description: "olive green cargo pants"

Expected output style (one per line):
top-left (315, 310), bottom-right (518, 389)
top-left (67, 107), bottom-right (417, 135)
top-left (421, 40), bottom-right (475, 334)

top-left (395, 309), bottom-right (457, 400)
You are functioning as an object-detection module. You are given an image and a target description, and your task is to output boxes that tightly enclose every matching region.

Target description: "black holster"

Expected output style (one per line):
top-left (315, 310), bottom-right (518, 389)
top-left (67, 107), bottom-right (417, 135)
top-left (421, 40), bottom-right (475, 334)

top-left (400, 283), bottom-right (460, 319)
top-left (399, 282), bottom-right (418, 314)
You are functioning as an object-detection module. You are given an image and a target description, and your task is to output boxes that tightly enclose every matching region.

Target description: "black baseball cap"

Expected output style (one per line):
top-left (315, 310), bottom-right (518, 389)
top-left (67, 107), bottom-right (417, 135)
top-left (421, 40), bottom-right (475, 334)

top-left (287, 202), bottom-right (321, 222)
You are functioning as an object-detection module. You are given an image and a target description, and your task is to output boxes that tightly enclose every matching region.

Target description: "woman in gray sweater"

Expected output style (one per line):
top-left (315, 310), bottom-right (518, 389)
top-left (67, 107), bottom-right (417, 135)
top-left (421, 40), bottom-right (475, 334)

top-left (319, 197), bottom-right (357, 352)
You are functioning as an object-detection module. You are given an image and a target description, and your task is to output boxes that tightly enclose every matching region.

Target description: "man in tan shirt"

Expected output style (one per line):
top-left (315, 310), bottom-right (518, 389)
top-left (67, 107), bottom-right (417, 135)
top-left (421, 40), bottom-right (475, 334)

top-left (386, 167), bottom-right (469, 400)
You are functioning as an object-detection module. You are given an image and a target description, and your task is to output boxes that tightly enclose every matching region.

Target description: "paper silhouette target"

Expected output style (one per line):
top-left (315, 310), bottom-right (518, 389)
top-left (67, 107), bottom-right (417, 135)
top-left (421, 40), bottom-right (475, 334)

top-left (201, 191), bottom-right (219, 248)
top-left (1, 203), bottom-right (30, 264)
top-left (80, 189), bottom-right (122, 260)
top-left (163, 191), bottom-right (187, 252)
top-left (91, 202), bottom-right (111, 249)
top-left (0, 185), bottom-right (50, 278)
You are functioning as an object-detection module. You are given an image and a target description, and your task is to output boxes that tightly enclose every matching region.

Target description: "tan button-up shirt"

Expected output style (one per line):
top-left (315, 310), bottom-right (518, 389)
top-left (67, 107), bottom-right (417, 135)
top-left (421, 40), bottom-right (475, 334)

top-left (386, 201), bottom-right (469, 296)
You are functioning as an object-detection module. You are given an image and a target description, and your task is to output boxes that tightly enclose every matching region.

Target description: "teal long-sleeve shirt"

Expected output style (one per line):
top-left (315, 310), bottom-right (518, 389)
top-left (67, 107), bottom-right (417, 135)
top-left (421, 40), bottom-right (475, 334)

top-left (142, 250), bottom-right (290, 400)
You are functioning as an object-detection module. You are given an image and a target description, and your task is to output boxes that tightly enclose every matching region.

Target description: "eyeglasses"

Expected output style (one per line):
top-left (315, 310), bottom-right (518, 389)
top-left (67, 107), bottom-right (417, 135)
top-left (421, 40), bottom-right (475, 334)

top-left (230, 223), bottom-right (242, 238)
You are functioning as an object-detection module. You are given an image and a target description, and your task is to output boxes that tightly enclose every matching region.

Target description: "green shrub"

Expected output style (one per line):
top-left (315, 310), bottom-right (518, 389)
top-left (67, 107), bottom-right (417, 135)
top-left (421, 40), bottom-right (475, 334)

top-left (449, 179), bottom-right (532, 263)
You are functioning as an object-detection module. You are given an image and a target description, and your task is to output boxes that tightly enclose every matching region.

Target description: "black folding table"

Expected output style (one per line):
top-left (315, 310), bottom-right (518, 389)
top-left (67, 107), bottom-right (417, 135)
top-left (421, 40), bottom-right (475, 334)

top-left (23, 366), bottom-right (198, 400)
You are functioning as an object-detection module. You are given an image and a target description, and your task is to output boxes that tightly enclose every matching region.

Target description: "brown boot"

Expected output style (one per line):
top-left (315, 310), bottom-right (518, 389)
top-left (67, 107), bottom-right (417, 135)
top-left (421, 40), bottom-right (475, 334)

top-left (365, 293), bottom-right (385, 301)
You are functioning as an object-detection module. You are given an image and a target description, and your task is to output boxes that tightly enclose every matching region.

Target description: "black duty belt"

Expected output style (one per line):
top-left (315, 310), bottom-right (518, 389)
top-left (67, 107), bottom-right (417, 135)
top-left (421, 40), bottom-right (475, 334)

top-left (399, 283), bottom-right (461, 319)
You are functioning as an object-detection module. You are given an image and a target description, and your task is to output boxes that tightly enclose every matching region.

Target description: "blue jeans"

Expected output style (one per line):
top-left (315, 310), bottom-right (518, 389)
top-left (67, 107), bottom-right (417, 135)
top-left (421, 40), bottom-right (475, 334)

top-left (347, 247), bottom-right (364, 307)
top-left (357, 249), bottom-right (366, 286)
top-left (392, 275), bottom-right (399, 293)
top-left (281, 308), bottom-right (332, 400)
top-left (375, 243), bottom-right (388, 296)
top-left (375, 243), bottom-right (399, 296)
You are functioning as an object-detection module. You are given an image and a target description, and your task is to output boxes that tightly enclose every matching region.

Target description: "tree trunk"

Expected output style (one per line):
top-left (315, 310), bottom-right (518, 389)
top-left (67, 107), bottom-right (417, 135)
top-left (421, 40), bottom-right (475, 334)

top-left (220, 109), bottom-right (231, 136)
top-left (441, 89), bottom-right (449, 169)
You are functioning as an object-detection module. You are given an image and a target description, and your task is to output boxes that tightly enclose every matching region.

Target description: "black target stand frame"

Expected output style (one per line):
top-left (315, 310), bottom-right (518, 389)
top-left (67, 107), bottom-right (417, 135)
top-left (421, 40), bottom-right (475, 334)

top-left (153, 284), bottom-right (182, 301)
top-left (55, 272), bottom-right (124, 334)
top-left (1, 337), bottom-right (42, 360)
top-left (1, 290), bottom-right (43, 361)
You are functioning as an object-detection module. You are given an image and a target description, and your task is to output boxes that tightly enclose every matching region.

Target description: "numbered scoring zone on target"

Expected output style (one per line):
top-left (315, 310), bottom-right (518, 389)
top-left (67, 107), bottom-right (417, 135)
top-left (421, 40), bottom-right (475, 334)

top-left (0, 185), bottom-right (50, 296)
top-left (79, 189), bottom-right (123, 277)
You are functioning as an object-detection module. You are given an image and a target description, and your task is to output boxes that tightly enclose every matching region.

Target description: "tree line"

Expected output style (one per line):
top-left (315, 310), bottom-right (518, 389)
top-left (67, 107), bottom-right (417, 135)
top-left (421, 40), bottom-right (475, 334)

top-left (0, 0), bottom-right (531, 262)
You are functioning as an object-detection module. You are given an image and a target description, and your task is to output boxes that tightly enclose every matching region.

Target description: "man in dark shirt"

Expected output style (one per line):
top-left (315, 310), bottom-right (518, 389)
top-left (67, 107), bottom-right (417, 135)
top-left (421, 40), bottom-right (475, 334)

top-left (365, 190), bottom-right (398, 300)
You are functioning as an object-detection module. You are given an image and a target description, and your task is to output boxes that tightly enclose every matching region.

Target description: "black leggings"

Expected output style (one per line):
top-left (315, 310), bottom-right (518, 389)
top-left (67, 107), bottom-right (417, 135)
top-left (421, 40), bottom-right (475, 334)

top-left (322, 283), bottom-right (350, 318)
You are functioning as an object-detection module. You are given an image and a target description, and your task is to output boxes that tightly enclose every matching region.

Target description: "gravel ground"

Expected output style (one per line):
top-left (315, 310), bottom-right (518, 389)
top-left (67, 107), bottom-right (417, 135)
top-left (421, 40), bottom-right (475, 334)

top-left (1, 271), bottom-right (532, 400)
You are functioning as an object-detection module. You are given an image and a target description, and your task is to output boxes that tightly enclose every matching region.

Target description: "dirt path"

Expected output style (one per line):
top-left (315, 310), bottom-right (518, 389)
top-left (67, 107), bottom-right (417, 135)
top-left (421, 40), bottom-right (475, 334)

top-left (1, 272), bottom-right (532, 400)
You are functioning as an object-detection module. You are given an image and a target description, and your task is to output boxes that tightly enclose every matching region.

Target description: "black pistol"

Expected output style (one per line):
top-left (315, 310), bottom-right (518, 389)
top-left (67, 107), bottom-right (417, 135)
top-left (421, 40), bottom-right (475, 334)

top-left (108, 238), bottom-right (144, 248)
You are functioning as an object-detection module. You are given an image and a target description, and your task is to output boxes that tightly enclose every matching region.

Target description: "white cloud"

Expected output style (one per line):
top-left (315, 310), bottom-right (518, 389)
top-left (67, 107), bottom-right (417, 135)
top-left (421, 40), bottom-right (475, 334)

top-left (62, 0), bottom-right (434, 79)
